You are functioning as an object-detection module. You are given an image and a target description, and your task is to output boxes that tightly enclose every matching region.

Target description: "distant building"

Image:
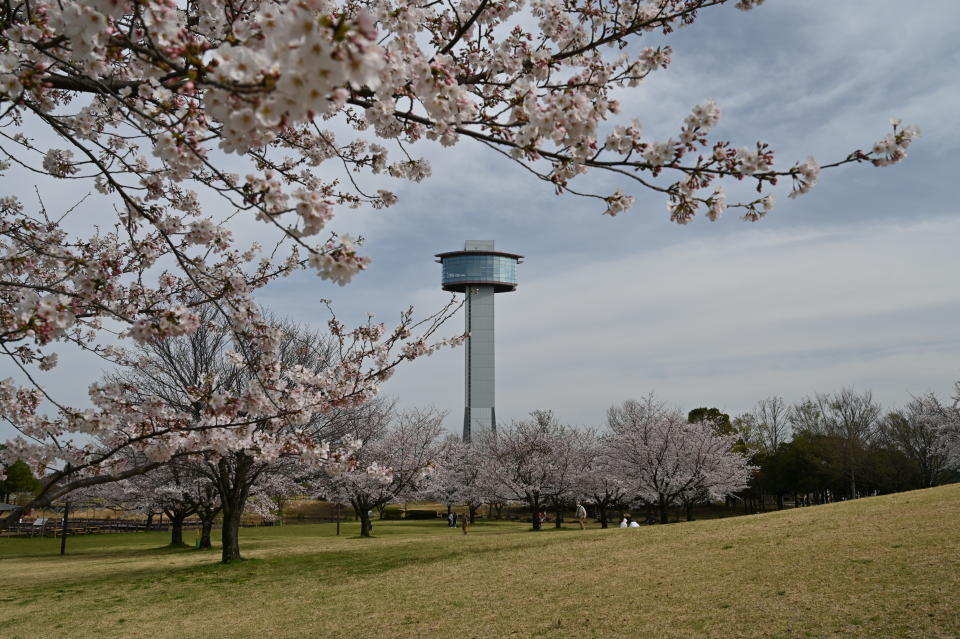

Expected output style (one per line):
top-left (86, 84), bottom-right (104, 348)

top-left (436, 241), bottom-right (522, 442)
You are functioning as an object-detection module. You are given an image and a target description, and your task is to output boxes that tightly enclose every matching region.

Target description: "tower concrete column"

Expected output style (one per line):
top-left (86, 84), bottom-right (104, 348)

top-left (464, 285), bottom-right (496, 441)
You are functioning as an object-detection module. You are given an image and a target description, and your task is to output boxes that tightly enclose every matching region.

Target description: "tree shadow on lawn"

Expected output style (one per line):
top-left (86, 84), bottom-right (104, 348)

top-left (13, 524), bottom-right (610, 599)
top-left (159, 532), bottom-right (594, 588)
top-left (0, 533), bottom-right (195, 561)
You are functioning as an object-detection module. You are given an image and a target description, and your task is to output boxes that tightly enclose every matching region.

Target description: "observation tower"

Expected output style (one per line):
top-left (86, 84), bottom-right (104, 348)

top-left (436, 241), bottom-right (523, 442)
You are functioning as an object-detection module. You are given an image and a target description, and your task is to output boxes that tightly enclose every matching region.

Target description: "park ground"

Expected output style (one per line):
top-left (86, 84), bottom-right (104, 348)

top-left (2, 485), bottom-right (959, 639)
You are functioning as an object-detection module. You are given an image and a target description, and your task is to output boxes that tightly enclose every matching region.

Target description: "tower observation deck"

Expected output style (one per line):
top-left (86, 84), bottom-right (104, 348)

top-left (436, 241), bottom-right (523, 442)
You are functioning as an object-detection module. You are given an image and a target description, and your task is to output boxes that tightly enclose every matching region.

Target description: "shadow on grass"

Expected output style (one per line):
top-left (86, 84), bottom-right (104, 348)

top-left (5, 521), bottom-right (617, 603)
top-left (8, 544), bottom-right (200, 566)
top-left (24, 529), bottom-right (605, 599)
top-left (0, 534), bottom-right (195, 561)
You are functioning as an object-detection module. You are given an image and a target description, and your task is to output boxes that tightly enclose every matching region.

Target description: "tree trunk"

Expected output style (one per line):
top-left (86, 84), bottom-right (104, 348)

top-left (658, 498), bottom-right (669, 524)
top-left (598, 502), bottom-right (609, 529)
top-left (468, 504), bottom-right (477, 524)
top-left (220, 501), bottom-right (243, 562)
top-left (354, 501), bottom-right (373, 537)
top-left (60, 499), bottom-right (69, 556)
top-left (199, 520), bottom-right (213, 549)
top-left (169, 513), bottom-right (186, 546)
top-left (214, 452), bottom-right (256, 563)
top-left (554, 504), bottom-right (563, 529)
top-left (685, 501), bottom-right (694, 521)
top-left (145, 512), bottom-right (154, 531)
top-left (529, 495), bottom-right (542, 531)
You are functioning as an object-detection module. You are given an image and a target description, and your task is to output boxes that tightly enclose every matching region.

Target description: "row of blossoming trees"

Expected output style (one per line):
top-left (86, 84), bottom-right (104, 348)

top-left (77, 391), bottom-right (756, 562)
top-left (0, 0), bottom-right (919, 562)
top-left (12, 304), bottom-right (756, 563)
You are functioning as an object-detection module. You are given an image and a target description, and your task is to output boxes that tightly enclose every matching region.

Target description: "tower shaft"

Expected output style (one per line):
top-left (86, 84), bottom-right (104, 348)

top-left (464, 285), bottom-right (496, 442)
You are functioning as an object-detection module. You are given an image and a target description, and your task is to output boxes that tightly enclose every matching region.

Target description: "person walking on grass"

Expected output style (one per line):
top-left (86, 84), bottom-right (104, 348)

top-left (575, 501), bottom-right (588, 530)
top-left (461, 510), bottom-right (469, 535)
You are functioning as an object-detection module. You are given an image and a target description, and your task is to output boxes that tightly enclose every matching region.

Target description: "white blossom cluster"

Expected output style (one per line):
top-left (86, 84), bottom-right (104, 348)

top-left (871, 120), bottom-right (921, 167)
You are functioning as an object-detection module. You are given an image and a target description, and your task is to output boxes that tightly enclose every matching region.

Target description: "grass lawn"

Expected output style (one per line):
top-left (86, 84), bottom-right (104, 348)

top-left (3, 484), bottom-right (959, 638)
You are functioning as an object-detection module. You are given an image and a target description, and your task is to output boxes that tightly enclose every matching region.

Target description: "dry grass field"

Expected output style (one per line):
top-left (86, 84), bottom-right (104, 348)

top-left (3, 484), bottom-right (959, 639)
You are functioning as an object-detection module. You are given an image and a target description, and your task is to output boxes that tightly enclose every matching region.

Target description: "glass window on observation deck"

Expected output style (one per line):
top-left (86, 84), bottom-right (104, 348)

top-left (442, 255), bottom-right (517, 285)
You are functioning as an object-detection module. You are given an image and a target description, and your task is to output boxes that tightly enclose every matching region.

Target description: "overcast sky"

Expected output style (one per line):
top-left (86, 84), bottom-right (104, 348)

top-left (3, 0), bottom-right (959, 439)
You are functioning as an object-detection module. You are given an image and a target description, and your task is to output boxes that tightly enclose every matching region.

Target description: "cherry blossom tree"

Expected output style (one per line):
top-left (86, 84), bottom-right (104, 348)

top-left (55, 311), bottom-right (394, 561)
top-left (480, 409), bottom-right (582, 531)
top-left (942, 383), bottom-right (960, 469)
top-left (120, 313), bottom-right (396, 562)
top-left (90, 455), bottom-right (225, 545)
top-left (430, 434), bottom-right (488, 523)
top-left (105, 461), bottom-right (216, 546)
top-left (915, 382), bottom-right (960, 474)
top-left (317, 405), bottom-right (443, 537)
top-left (578, 432), bottom-right (629, 528)
top-left (607, 395), bottom-right (753, 523)
top-left (880, 397), bottom-right (953, 489)
top-left (250, 468), bottom-right (305, 522)
top-left (0, 0), bottom-right (918, 524)
top-left (543, 426), bottom-right (593, 528)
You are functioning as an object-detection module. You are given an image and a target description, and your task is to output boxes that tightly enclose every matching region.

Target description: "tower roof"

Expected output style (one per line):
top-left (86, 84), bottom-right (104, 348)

top-left (434, 249), bottom-right (525, 260)
top-left (435, 239), bottom-right (524, 261)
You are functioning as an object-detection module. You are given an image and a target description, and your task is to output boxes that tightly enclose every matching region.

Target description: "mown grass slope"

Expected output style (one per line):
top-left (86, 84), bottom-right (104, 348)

top-left (3, 484), bottom-right (959, 638)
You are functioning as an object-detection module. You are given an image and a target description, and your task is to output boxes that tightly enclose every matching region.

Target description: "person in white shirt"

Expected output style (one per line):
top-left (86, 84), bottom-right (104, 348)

top-left (575, 502), bottom-right (588, 530)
